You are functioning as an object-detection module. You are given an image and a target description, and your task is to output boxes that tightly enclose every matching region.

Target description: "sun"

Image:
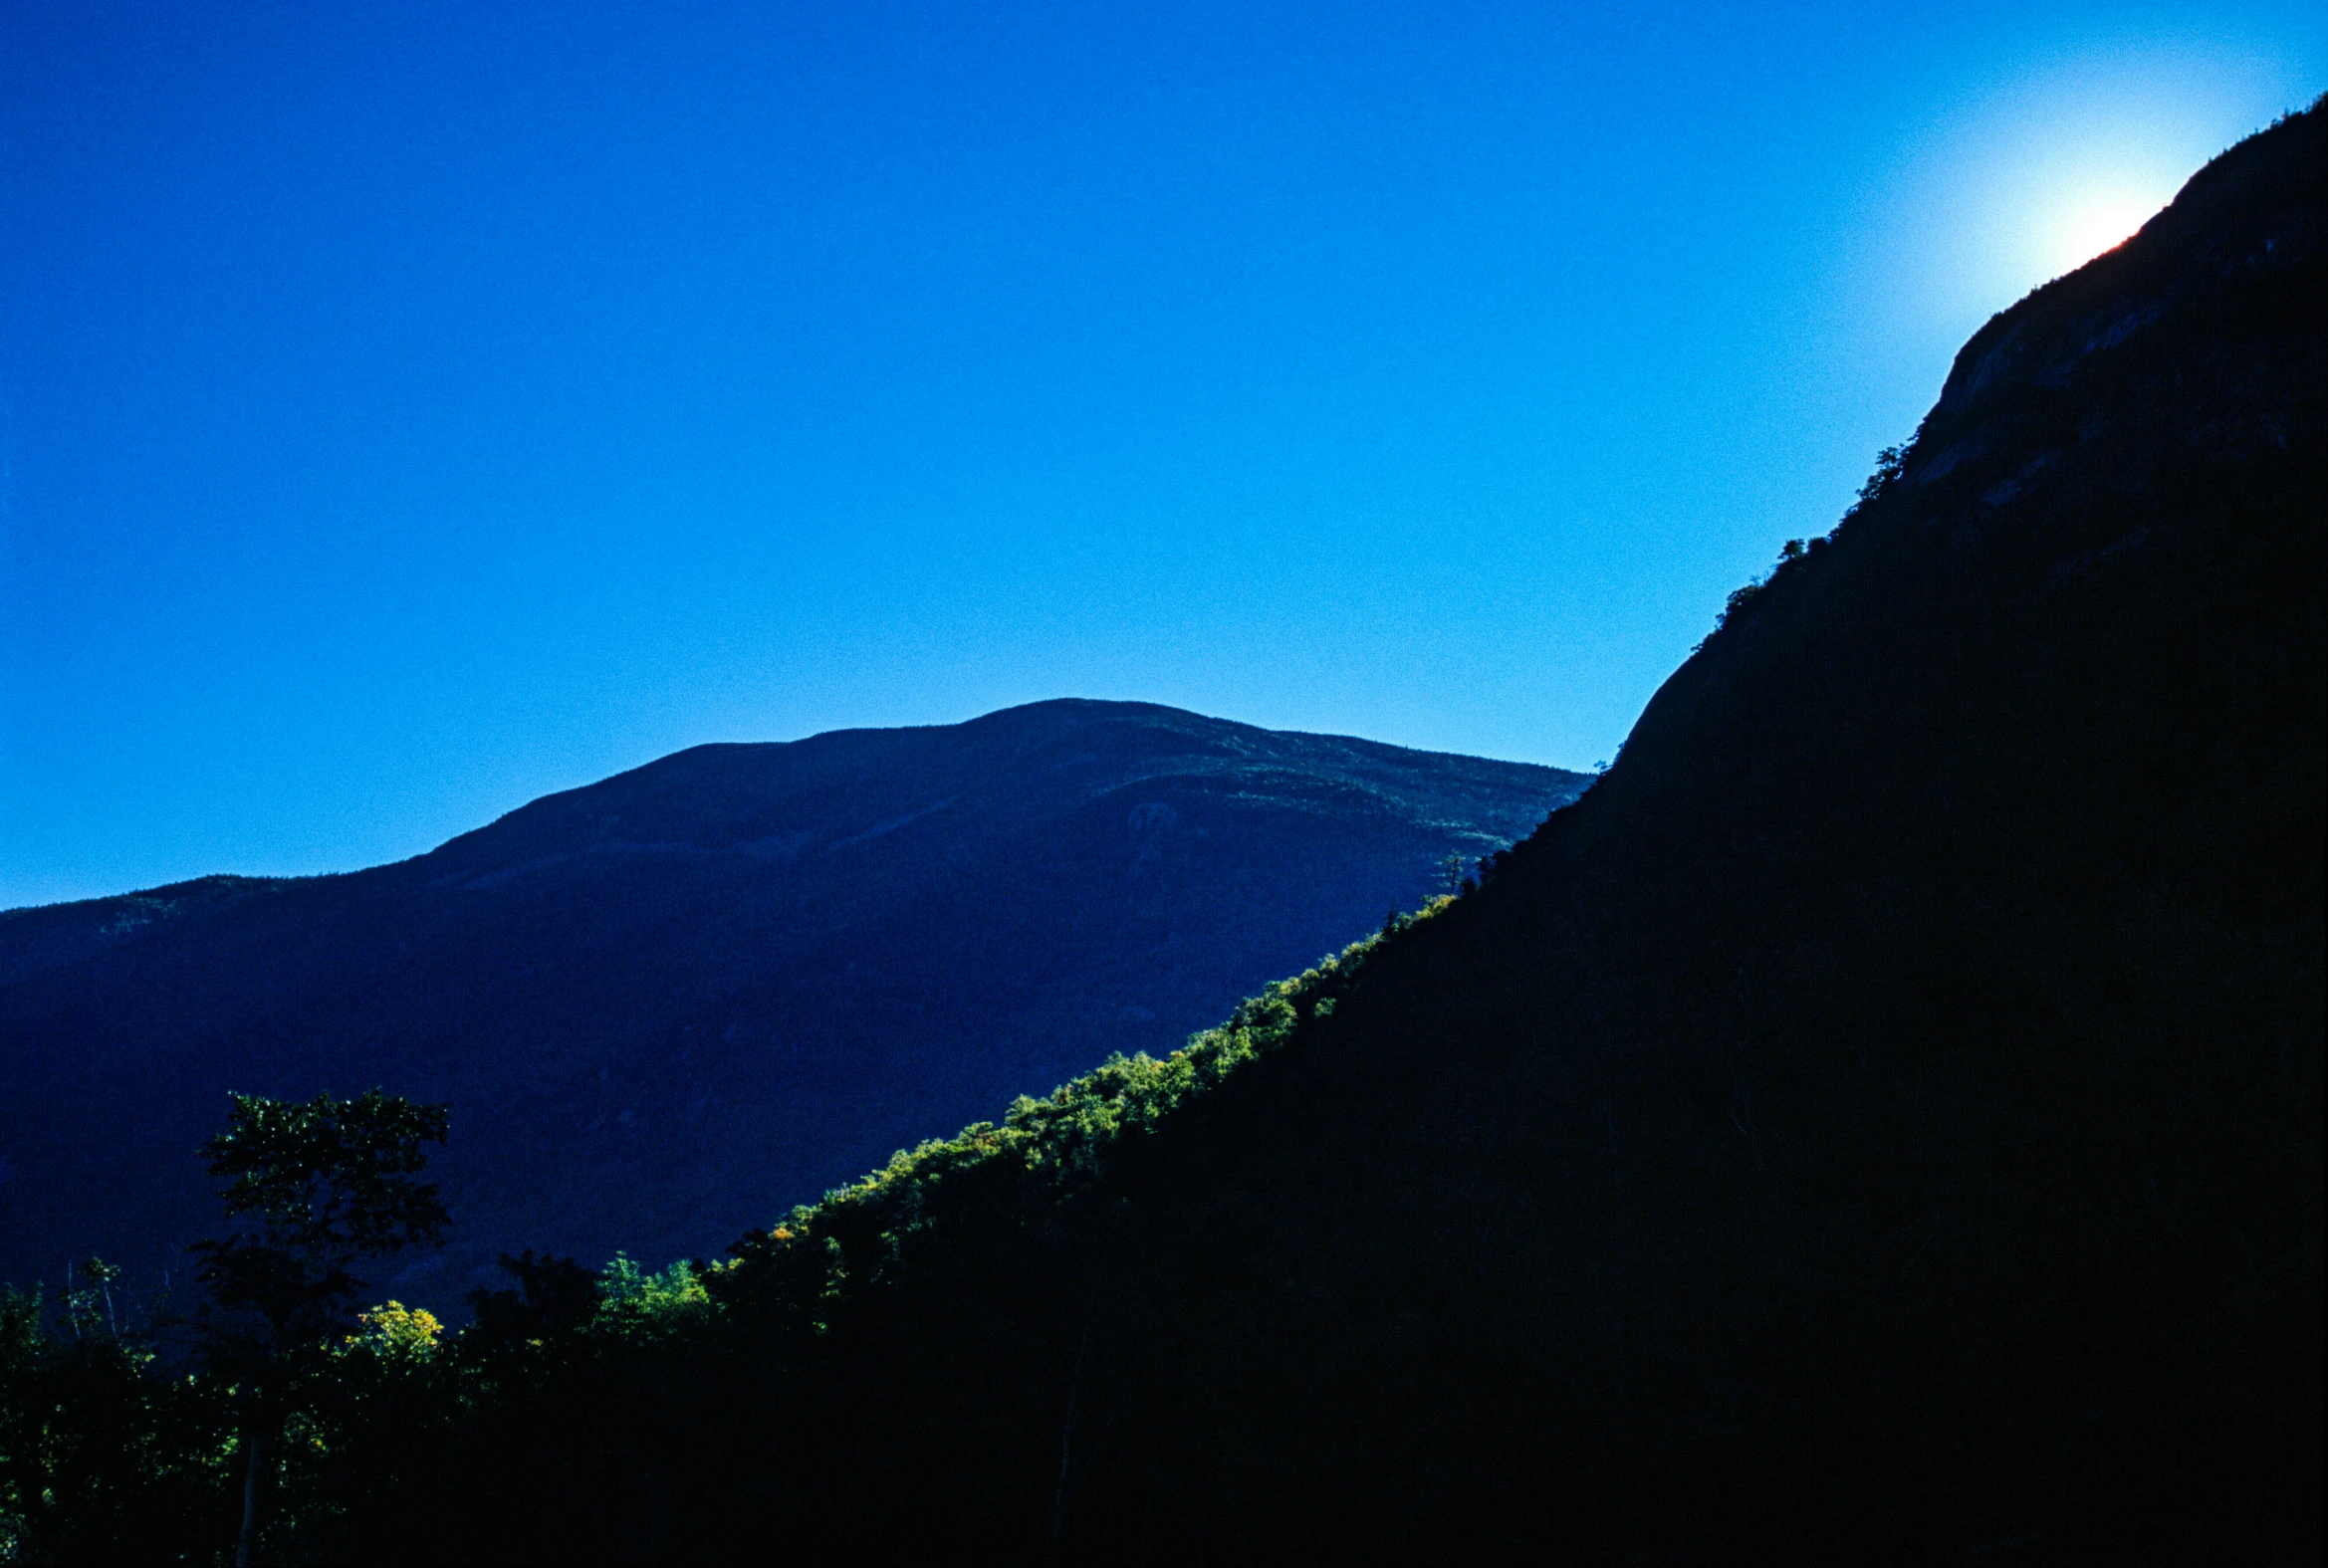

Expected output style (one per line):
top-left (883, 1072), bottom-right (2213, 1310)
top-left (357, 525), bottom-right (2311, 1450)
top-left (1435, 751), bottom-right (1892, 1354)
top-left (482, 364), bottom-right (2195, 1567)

top-left (2042, 187), bottom-right (2167, 278)
top-left (1882, 50), bottom-right (2294, 323)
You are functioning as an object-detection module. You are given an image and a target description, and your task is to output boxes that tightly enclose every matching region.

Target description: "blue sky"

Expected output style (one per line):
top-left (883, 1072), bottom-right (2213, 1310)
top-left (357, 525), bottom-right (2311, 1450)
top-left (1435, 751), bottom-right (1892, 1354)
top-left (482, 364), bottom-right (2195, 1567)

top-left (2, 1), bottom-right (2318, 907)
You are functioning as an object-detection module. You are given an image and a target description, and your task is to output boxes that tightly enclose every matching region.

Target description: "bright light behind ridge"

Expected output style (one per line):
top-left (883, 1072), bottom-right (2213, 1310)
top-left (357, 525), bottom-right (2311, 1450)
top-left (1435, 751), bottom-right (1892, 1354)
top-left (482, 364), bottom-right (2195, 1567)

top-left (1861, 48), bottom-right (2301, 355)
top-left (2042, 187), bottom-right (2169, 277)
top-left (1966, 114), bottom-right (2207, 303)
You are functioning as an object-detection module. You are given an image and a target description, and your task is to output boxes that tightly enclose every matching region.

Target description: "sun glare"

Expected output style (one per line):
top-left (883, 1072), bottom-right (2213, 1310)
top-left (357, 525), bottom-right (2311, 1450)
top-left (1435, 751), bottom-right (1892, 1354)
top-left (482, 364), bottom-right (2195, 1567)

top-left (2043, 188), bottom-right (2168, 278)
top-left (1870, 47), bottom-right (2306, 336)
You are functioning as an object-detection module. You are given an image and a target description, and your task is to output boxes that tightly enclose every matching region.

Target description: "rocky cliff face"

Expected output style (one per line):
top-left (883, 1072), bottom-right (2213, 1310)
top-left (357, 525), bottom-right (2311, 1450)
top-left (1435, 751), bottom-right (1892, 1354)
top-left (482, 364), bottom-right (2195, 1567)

top-left (0, 700), bottom-right (1582, 1298)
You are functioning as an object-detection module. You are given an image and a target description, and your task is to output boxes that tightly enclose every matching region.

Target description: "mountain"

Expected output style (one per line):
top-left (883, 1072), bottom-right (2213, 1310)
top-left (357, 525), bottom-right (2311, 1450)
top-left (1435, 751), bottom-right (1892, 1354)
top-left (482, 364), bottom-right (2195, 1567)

top-left (0, 700), bottom-right (1586, 1297)
top-left (268, 107), bottom-right (2323, 1561)
top-left (6, 105), bottom-right (2318, 1568)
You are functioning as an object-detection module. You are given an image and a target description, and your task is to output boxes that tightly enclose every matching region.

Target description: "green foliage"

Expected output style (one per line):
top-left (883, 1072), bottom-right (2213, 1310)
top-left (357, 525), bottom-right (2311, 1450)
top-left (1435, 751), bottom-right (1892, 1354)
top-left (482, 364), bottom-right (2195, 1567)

top-left (592, 1255), bottom-right (711, 1338)
top-left (191, 1090), bottom-right (451, 1348)
top-left (342, 1302), bottom-right (442, 1365)
top-left (0, 702), bottom-right (1587, 1316)
top-left (59, 1256), bottom-right (122, 1342)
top-left (709, 919), bottom-right (1418, 1342)
top-left (186, 1090), bottom-right (451, 1566)
top-left (0, 1284), bottom-right (235, 1563)
top-left (17, 104), bottom-right (2320, 1563)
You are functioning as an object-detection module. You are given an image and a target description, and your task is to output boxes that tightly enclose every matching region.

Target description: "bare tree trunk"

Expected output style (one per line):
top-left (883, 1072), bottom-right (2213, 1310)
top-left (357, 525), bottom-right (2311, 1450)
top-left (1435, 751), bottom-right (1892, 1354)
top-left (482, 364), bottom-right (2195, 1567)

top-left (235, 1420), bottom-right (266, 1568)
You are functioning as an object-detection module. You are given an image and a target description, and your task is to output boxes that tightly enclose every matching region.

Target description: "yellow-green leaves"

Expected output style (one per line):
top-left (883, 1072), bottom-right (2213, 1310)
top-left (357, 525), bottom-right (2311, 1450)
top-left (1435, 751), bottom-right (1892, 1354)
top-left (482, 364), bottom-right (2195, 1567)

top-left (344, 1302), bottom-right (441, 1364)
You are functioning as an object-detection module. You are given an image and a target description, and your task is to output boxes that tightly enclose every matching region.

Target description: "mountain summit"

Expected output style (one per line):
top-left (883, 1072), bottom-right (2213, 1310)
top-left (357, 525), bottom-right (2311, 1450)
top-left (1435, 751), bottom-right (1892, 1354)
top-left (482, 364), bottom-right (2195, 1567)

top-left (0, 700), bottom-right (1585, 1295)
top-left (4, 104), bottom-right (2318, 1568)
top-left (288, 106), bottom-right (2318, 1562)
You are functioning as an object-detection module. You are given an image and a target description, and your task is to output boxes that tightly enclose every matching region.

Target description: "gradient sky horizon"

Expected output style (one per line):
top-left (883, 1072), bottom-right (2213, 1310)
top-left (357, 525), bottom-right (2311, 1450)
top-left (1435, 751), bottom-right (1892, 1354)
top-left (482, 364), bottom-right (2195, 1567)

top-left (3, 2), bottom-right (2320, 908)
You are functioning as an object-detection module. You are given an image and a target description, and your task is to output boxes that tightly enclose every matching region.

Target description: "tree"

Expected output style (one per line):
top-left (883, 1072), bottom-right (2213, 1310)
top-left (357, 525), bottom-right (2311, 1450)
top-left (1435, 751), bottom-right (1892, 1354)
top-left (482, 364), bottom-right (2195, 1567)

top-left (63, 1254), bottom-right (122, 1339)
top-left (463, 1250), bottom-right (599, 1367)
top-left (1441, 852), bottom-right (1472, 898)
top-left (1846, 441), bottom-right (1909, 516)
top-left (0, 1275), bottom-right (227, 1562)
top-left (190, 1090), bottom-right (449, 1567)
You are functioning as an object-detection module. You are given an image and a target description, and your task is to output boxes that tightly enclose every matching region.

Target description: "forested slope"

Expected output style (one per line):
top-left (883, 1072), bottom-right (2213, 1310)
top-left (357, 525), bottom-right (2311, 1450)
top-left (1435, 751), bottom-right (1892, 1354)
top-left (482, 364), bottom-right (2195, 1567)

top-left (289, 103), bottom-right (2324, 1565)
top-left (0, 702), bottom-right (1581, 1299)
top-left (9, 105), bottom-right (2319, 1567)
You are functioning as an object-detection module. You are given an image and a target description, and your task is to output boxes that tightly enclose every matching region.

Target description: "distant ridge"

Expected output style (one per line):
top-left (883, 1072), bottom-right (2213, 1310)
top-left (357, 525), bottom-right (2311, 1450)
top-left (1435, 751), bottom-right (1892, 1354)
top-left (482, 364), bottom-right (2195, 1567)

top-left (289, 105), bottom-right (2323, 1562)
top-left (0, 699), bottom-right (1586, 1296)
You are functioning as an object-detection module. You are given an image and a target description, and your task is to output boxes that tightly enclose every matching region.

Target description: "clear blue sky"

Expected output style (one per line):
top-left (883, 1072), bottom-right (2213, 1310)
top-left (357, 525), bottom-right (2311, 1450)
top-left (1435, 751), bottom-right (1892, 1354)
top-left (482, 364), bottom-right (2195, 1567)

top-left (2, 1), bottom-right (2318, 908)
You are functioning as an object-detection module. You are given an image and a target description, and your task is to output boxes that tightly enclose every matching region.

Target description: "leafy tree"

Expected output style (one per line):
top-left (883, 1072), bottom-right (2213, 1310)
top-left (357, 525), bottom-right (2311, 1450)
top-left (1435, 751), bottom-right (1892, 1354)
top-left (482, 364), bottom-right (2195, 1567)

top-left (463, 1250), bottom-right (600, 1366)
top-left (60, 1255), bottom-right (123, 1341)
top-left (594, 1253), bottom-right (712, 1338)
top-left (1851, 441), bottom-right (1907, 512)
top-left (190, 1090), bottom-right (448, 1566)
top-left (0, 1279), bottom-right (232, 1562)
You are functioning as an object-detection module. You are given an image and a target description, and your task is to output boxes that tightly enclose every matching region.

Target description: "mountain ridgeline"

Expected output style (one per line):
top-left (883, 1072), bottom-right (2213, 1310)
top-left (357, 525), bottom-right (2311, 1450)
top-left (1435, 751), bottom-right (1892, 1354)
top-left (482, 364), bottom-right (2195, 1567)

top-left (0, 703), bottom-right (1585, 1298)
top-left (374, 107), bottom-right (2319, 1561)
top-left (6, 106), bottom-right (2322, 1563)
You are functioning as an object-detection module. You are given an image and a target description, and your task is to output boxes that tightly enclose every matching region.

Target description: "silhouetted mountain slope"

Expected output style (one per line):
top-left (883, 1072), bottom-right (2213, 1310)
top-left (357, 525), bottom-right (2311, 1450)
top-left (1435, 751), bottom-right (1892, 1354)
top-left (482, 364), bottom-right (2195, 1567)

top-left (0, 701), bottom-right (1585, 1297)
top-left (311, 110), bottom-right (2323, 1563)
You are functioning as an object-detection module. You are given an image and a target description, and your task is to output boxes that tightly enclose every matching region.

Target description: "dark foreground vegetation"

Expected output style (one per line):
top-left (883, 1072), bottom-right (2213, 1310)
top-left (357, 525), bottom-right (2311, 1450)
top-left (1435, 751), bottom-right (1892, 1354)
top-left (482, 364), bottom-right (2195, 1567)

top-left (5, 105), bottom-right (2322, 1564)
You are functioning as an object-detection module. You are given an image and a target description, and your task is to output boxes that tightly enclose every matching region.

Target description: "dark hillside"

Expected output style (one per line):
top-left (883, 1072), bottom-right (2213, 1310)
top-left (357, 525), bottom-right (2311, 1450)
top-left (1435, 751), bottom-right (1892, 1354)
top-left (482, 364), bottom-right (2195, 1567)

top-left (0, 702), bottom-right (1583, 1299)
top-left (314, 108), bottom-right (2328, 1564)
top-left (14, 108), bottom-right (2316, 1567)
